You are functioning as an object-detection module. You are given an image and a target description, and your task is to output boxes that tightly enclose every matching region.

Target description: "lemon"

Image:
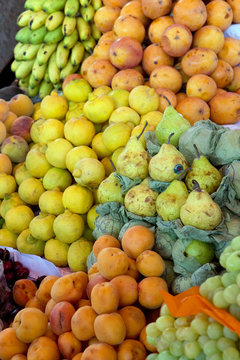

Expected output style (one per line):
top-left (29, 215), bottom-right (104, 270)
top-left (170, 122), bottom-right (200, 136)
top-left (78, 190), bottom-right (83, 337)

top-left (73, 158), bottom-right (105, 189)
top-left (38, 119), bottom-right (64, 145)
top-left (45, 138), bottom-right (73, 169)
top-left (0, 228), bottom-right (18, 248)
top-left (65, 102), bottom-right (85, 122)
top-left (140, 111), bottom-right (163, 130)
top-left (14, 163), bottom-right (33, 186)
top-left (108, 89), bottom-right (129, 108)
top-left (29, 213), bottom-right (56, 241)
top-left (25, 145), bottom-right (51, 178)
top-left (39, 189), bottom-right (64, 215)
top-left (66, 146), bottom-right (98, 173)
top-left (43, 167), bottom-right (72, 191)
top-left (44, 238), bottom-right (69, 267)
top-left (53, 210), bottom-right (85, 244)
top-left (5, 205), bottom-right (34, 234)
top-left (101, 157), bottom-right (114, 176)
top-left (63, 78), bottom-right (92, 102)
top-left (0, 173), bottom-right (17, 199)
top-left (62, 184), bottom-right (93, 214)
top-left (87, 204), bottom-right (99, 230)
top-left (18, 178), bottom-right (45, 205)
top-left (102, 123), bottom-right (132, 152)
top-left (91, 132), bottom-right (112, 159)
top-left (30, 119), bottom-right (45, 143)
top-left (40, 94), bottom-right (68, 120)
top-left (83, 94), bottom-right (115, 124)
top-left (16, 229), bottom-right (45, 256)
top-left (0, 193), bottom-right (25, 219)
top-left (64, 116), bottom-right (96, 146)
top-left (92, 85), bottom-right (111, 97)
top-left (129, 85), bottom-right (159, 115)
top-left (67, 238), bottom-right (93, 272)
top-left (109, 107), bottom-right (140, 127)
top-left (111, 147), bottom-right (124, 168)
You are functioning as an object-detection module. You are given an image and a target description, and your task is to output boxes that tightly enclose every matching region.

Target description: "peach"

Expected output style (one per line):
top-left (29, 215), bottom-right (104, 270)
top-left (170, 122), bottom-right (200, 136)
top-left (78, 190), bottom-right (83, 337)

top-left (13, 308), bottom-right (48, 343)
top-left (25, 295), bottom-right (45, 312)
top-left (72, 354), bottom-right (83, 360)
top-left (209, 92), bottom-right (240, 124)
top-left (4, 111), bottom-right (17, 132)
top-left (139, 325), bottom-right (157, 352)
top-left (186, 74), bottom-right (217, 102)
top-left (9, 355), bottom-right (27, 360)
top-left (13, 279), bottom-right (37, 307)
top-left (173, 0), bottom-right (207, 31)
top-left (126, 257), bottom-right (140, 280)
top-left (0, 99), bottom-right (9, 122)
top-left (109, 37), bottom-right (143, 70)
top-left (176, 96), bottom-right (210, 126)
top-left (97, 247), bottom-right (129, 280)
top-left (71, 306), bottom-right (97, 341)
top-left (1, 135), bottom-right (29, 163)
top-left (94, 312), bottom-right (126, 345)
top-left (98, 31), bottom-right (117, 44)
top-left (142, 43), bottom-right (174, 76)
top-left (93, 41), bottom-right (112, 60)
top-left (111, 69), bottom-right (144, 91)
top-left (193, 25), bottom-right (225, 54)
top-left (216, 37), bottom-right (240, 68)
top-left (142, 0), bottom-right (172, 19)
top-left (117, 339), bottom-right (147, 360)
top-left (62, 74), bottom-right (83, 89)
top-left (136, 250), bottom-right (166, 277)
top-left (27, 336), bottom-right (60, 360)
top-left (227, 0), bottom-right (240, 23)
top-left (150, 65), bottom-right (182, 93)
top-left (44, 323), bottom-right (58, 342)
top-left (94, 6), bottom-right (121, 33)
top-left (80, 55), bottom-right (98, 81)
top-left (210, 59), bottom-right (234, 88)
top-left (35, 275), bottom-right (59, 306)
top-left (118, 306), bottom-right (146, 339)
top-left (206, 0), bottom-right (233, 30)
top-left (93, 234), bottom-right (121, 258)
top-left (161, 24), bottom-right (193, 57)
top-left (110, 275), bottom-right (138, 307)
top-left (88, 336), bottom-right (101, 346)
top-left (50, 271), bottom-right (88, 304)
top-left (103, 0), bottom-right (128, 7)
top-left (86, 273), bottom-right (109, 299)
top-left (45, 298), bottom-right (57, 320)
top-left (0, 328), bottom-right (28, 360)
top-left (181, 47), bottom-right (218, 77)
top-left (227, 66), bottom-right (240, 92)
top-left (88, 262), bottom-right (99, 277)
top-left (176, 92), bottom-right (187, 103)
top-left (87, 59), bottom-right (118, 88)
top-left (50, 301), bottom-right (76, 335)
top-left (138, 277), bottom-right (168, 309)
top-left (121, 225), bottom-right (155, 259)
top-left (0, 153), bottom-right (12, 174)
top-left (10, 116), bottom-right (33, 142)
top-left (58, 331), bottom-right (82, 359)
top-left (81, 343), bottom-right (117, 360)
top-left (113, 15), bottom-right (145, 43)
top-left (148, 16), bottom-right (174, 45)
top-left (120, 1), bottom-right (149, 27)
top-left (8, 94), bottom-right (34, 117)
top-left (156, 88), bottom-right (177, 112)
top-left (77, 298), bottom-right (91, 308)
top-left (91, 282), bottom-right (119, 314)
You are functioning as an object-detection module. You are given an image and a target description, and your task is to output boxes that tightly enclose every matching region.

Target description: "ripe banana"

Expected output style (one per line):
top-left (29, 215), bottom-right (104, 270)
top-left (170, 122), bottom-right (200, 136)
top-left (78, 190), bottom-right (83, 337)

top-left (92, 0), bottom-right (102, 11)
top-left (14, 43), bottom-right (27, 60)
top-left (32, 58), bottom-right (48, 81)
top-left (28, 83), bottom-right (40, 98)
top-left (11, 60), bottom-right (21, 72)
top-left (82, 36), bottom-right (96, 53)
top-left (29, 10), bottom-right (48, 30)
top-left (80, 0), bottom-right (91, 7)
top-left (76, 17), bottom-right (91, 41)
top-left (44, 26), bottom-right (64, 44)
top-left (91, 23), bottom-right (101, 41)
top-left (15, 60), bottom-right (35, 79)
top-left (43, 0), bottom-right (67, 14)
top-left (60, 58), bottom-right (79, 81)
top-left (56, 40), bottom-right (70, 69)
top-left (63, 28), bottom-right (78, 49)
top-left (44, 66), bottom-right (51, 83)
top-left (29, 73), bottom-right (41, 88)
top-left (64, 0), bottom-right (79, 16)
top-left (19, 75), bottom-right (30, 89)
top-left (80, 5), bottom-right (95, 22)
top-left (62, 16), bottom-right (77, 36)
top-left (39, 80), bottom-right (54, 98)
top-left (15, 26), bottom-right (32, 44)
top-left (29, 25), bottom-right (48, 44)
top-left (25, 0), bottom-right (46, 11)
top-left (22, 44), bottom-right (41, 60)
top-left (36, 43), bottom-right (57, 65)
top-left (48, 52), bottom-right (61, 84)
top-left (45, 11), bottom-right (64, 31)
top-left (17, 10), bottom-right (33, 27)
top-left (70, 41), bottom-right (85, 66)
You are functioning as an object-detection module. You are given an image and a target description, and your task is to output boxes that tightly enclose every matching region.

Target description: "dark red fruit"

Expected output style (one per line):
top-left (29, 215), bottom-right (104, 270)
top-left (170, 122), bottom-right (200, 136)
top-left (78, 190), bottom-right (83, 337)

top-left (3, 260), bottom-right (13, 273)
top-left (13, 261), bottom-right (23, 271)
top-left (16, 267), bottom-right (29, 279)
top-left (5, 272), bottom-right (15, 283)
top-left (0, 248), bottom-right (4, 260)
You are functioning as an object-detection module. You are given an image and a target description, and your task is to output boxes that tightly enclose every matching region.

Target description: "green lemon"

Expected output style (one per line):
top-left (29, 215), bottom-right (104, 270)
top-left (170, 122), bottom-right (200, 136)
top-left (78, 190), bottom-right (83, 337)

top-left (53, 210), bottom-right (85, 244)
top-left (43, 167), bottom-right (72, 191)
top-left (29, 213), bottom-right (56, 241)
top-left (16, 229), bottom-right (45, 256)
top-left (44, 238), bottom-right (69, 267)
top-left (0, 192), bottom-right (25, 219)
top-left (18, 177), bottom-right (45, 205)
top-left (5, 205), bottom-right (34, 234)
top-left (67, 238), bottom-right (93, 272)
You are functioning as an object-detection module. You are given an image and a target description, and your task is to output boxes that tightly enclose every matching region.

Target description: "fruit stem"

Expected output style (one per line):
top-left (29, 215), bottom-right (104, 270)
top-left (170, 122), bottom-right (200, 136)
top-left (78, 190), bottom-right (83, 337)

top-left (192, 179), bottom-right (201, 192)
top-left (193, 144), bottom-right (200, 160)
top-left (179, 167), bottom-right (192, 181)
top-left (137, 121), bottom-right (148, 141)
top-left (167, 133), bottom-right (175, 144)
top-left (109, 159), bottom-right (116, 172)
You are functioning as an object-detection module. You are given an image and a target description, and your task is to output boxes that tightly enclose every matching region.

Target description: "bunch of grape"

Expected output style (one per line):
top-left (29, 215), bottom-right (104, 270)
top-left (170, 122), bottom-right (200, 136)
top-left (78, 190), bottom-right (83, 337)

top-left (146, 304), bottom-right (240, 360)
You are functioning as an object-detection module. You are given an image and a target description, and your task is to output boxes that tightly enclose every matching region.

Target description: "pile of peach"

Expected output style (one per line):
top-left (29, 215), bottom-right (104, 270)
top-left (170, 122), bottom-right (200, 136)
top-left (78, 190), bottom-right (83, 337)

top-left (0, 225), bottom-right (168, 360)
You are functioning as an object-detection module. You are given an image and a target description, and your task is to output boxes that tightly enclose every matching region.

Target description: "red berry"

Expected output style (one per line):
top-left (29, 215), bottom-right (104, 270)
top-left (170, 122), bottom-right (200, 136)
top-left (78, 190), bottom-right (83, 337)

top-left (3, 260), bottom-right (13, 273)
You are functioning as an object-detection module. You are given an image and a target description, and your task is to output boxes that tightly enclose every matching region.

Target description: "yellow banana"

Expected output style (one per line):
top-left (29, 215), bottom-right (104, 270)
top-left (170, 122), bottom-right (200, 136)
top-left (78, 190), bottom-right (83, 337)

top-left (48, 52), bottom-right (61, 84)
top-left (92, 0), bottom-right (102, 11)
top-left (32, 58), bottom-right (48, 81)
top-left (22, 44), bottom-right (41, 61)
top-left (91, 23), bottom-right (101, 41)
top-left (17, 10), bottom-right (33, 27)
top-left (15, 60), bottom-right (35, 79)
top-left (45, 11), bottom-right (65, 31)
top-left (76, 17), bottom-right (91, 41)
top-left (28, 83), bottom-right (40, 98)
top-left (70, 41), bottom-right (85, 66)
top-left (62, 16), bottom-right (77, 36)
top-left (14, 43), bottom-right (29, 61)
top-left (60, 58), bottom-right (79, 81)
top-left (80, 5), bottom-right (95, 22)
top-left (11, 60), bottom-right (21, 72)
top-left (64, 0), bottom-right (79, 16)
top-left (63, 28), bottom-right (78, 49)
top-left (29, 11), bottom-right (48, 30)
top-left (36, 43), bottom-right (57, 65)
top-left (56, 41), bottom-right (70, 69)
top-left (39, 80), bottom-right (54, 98)
top-left (82, 36), bottom-right (96, 54)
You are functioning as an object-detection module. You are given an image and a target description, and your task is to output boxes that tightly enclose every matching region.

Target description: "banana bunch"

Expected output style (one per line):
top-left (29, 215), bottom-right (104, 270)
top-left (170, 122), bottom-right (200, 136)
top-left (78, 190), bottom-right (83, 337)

top-left (12, 0), bottom-right (103, 98)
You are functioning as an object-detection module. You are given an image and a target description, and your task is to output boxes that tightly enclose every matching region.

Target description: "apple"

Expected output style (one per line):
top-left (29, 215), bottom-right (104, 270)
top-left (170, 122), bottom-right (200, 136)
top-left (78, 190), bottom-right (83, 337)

top-left (185, 239), bottom-right (215, 265)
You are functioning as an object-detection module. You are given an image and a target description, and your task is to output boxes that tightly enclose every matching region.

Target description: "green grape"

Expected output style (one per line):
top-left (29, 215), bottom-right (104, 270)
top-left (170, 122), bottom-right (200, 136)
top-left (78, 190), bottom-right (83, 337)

top-left (229, 303), bottom-right (240, 320)
top-left (203, 339), bottom-right (218, 356)
top-left (146, 323), bottom-right (162, 338)
top-left (156, 336), bottom-right (169, 353)
top-left (226, 251), bottom-right (240, 273)
top-left (200, 282), bottom-right (210, 297)
top-left (191, 317), bottom-right (209, 335)
top-left (223, 284), bottom-right (240, 304)
top-left (231, 236), bottom-right (240, 251)
top-left (223, 326), bottom-right (239, 341)
top-left (160, 303), bottom-right (171, 316)
top-left (158, 350), bottom-right (178, 360)
top-left (223, 346), bottom-right (240, 360)
top-left (146, 354), bottom-right (159, 360)
top-left (174, 317), bottom-right (190, 328)
top-left (195, 313), bottom-right (210, 321)
top-left (184, 340), bottom-right (202, 359)
top-left (169, 340), bottom-right (184, 357)
top-left (220, 251), bottom-right (232, 268)
top-left (212, 290), bottom-right (229, 309)
top-left (205, 276), bottom-right (223, 291)
top-left (198, 335), bottom-right (210, 348)
top-left (207, 322), bottom-right (224, 340)
top-left (236, 293), bottom-right (240, 307)
top-left (156, 316), bottom-right (175, 331)
top-left (222, 272), bottom-right (238, 288)
top-left (176, 327), bottom-right (198, 342)
top-left (179, 355), bottom-right (190, 360)
top-left (236, 273), bottom-right (240, 287)
top-left (207, 351), bottom-right (223, 360)
top-left (161, 327), bottom-right (177, 343)
top-left (217, 337), bottom-right (236, 351)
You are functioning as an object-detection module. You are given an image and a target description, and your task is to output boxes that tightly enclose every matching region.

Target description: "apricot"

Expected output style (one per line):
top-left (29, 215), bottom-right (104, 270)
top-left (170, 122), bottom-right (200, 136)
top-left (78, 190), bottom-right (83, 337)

top-left (8, 94), bottom-right (34, 117)
top-left (81, 343), bottom-right (117, 360)
top-left (13, 278), bottom-right (37, 307)
top-left (0, 99), bottom-right (9, 122)
top-left (97, 247), bottom-right (129, 280)
top-left (0, 153), bottom-right (12, 174)
top-left (209, 92), bottom-right (240, 124)
top-left (72, 354), bottom-right (83, 360)
top-left (71, 305), bottom-right (97, 341)
top-left (109, 37), bottom-right (143, 70)
top-left (227, 0), bottom-right (240, 23)
top-left (139, 325), bottom-right (157, 352)
top-left (98, 31), bottom-right (117, 45)
top-left (181, 47), bottom-right (218, 77)
top-left (80, 55), bottom-right (98, 81)
top-left (58, 332), bottom-right (82, 359)
top-left (113, 15), bottom-right (145, 43)
top-left (77, 298), bottom-right (91, 308)
top-left (150, 65), bottom-right (182, 93)
top-left (186, 74), bottom-right (217, 102)
top-left (103, 0), bottom-right (128, 7)
top-left (87, 59), bottom-right (117, 88)
top-left (25, 295), bottom-right (45, 312)
top-left (218, 38), bottom-right (240, 67)
top-left (94, 312), bottom-right (126, 345)
top-left (120, 1), bottom-right (149, 27)
top-left (118, 306), bottom-right (146, 339)
top-left (206, 0), bottom-right (233, 30)
top-left (44, 323), bottom-right (58, 342)
top-left (1, 135), bottom-right (29, 163)
top-left (10, 355), bottom-right (27, 360)
top-left (45, 298), bottom-right (57, 320)
top-left (94, 6), bottom-right (120, 33)
top-left (35, 275), bottom-right (59, 306)
top-left (111, 69), bottom-right (144, 91)
top-left (138, 276), bottom-right (168, 309)
top-left (50, 301), bottom-right (76, 335)
top-left (126, 257), bottom-right (140, 280)
top-left (176, 96), bottom-right (210, 125)
top-left (121, 225), bottom-right (155, 259)
top-left (93, 234), bottom-right (121, 257)
top-left (91, 281), bottom-right (119, 314)
top-left (216, 88), bottom-right (227, 95)
top-left (156, 88), bottom-right (177, 112)
top-left (193, 25), bottom-right (224, 54)
top-left (27, 336), bottom-right (60, 360)
top-left (148, 16), bottom-right (174, 45)
top-left (117, 339), bottom-right (147, 360)
top-left (176, 92), bottom-right (187, 103)
top-left (110, 275), bottom-right (138, 306)
top-left (227, 66), bottom-right (240, 92)
top-left (210, 59), bottom-right (234, 88)
top-left (13, 308), bottom-right (48, 343)
top-left (4, 111), bottom-right (17, 132)
top-left (173, 0), bottom-right (207, 31)
top-left (161, 24), bottom-right (193, 57)
top-left (88, 262), bottom-right (99, 277)
top-left (93, 41), bottom-right (112, 60)
top-left (142, 43), bottom-right (174, 76)
top-left (0, 328), bottom-right (28, 360)
top-left (142, 0), bottom-right (172, 19)
top-left (136, 250), bottom-right (166, 277)
top-left (10, 116), bottom-right (33, 142)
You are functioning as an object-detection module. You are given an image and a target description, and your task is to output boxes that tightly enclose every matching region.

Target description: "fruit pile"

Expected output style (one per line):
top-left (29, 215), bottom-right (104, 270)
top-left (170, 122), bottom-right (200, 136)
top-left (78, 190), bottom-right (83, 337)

top-left (0, 248), bottom-right (29, 288)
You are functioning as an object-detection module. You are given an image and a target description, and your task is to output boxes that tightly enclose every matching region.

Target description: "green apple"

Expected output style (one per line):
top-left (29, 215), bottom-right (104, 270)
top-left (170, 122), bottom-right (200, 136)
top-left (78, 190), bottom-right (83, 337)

top-left (185, 239), bottom-right (215, 265)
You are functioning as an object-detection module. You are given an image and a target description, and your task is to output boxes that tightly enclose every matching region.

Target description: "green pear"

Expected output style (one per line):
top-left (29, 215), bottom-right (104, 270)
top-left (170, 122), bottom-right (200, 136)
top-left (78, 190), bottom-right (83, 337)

top-left (155, 106), bottom-right (191, 147)
top-left (124, 178), bottom-right (158, 217)
top-left (185, 144), bottom-right (222, 194)
top-left (156, 179), bottom-right (188, 220)
top-left (149, 134), bottom-right (188, 182)
top-left (73, 158), bottom-right (105, 189)
top-left (185, 240), bottom-right (215, 265)
top-left (180, 180), bottom-right (222, 230)
top-left (97, 172), bottom-right (124, 204)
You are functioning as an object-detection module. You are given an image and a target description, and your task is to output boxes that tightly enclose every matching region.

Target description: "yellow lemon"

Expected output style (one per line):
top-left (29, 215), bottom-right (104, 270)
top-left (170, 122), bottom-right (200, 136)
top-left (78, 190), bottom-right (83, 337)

top-left (63, 78), bottom-right (92, 102)
top-left (25, 145), bottom-right (51, 178)
top-left (83, 94), bottom-right (115, 124)
top-left (53, 210), bottom-right (85, 244)
top-left (44, 238), bottom-right (69, 267)
top-left (92, 85), bottom-right (112, 97)
top-left (87, 204), bottom-right (99, 230)
top-left (29, 213), bottom-right (55, 241)
top-left (129, 85), bottom-right (159, 115)
top-left (140, 110), bottom-right (163, 130)
top-left (91, 132), bottom-right (112, 159)
top-left (108, 89), bottom-right (129, 108)
top-left (64, 116), bottom-right (96, 146)
top-left (67, 238), bottom-right (93, 272)
top-left (18, 177), bottom-right (45, 205)
top-left (62, 184), bottom-right (93, 214)
top-left (16, 229), bottom-right (45, 256)
top-left (30, 119), bottom-right (45, 143)
top-left (39, 189), bottom-right (64, 215)
top-left (45, 138), bottom-right (73, 169)
top-left (65, 102), bottom-right (84, 122)
top-left (43, 167), bottom-right (72, 191)
top-left (5, 205), bottom-right (34, 234)
top-left (66, 146), bottom-right (97, 173)
top-left (14, 163), bottom-right (33, 186)
top-left (0, 192), bottom-right (25, 219)
top-left (109, 106), bottom-right (140, 127)
top-left (102, 123), bottom-right (132, 152)
top-left (40, 94), bottom-right (68, 120)
top-left (73, 158), bottom-right (105, 190)
top-left (111, 147), bottom-right (124, 168)
top-left (0, 173), bottom-right (17, 199)
top-left (38, 118), bottom-right (64, 145)
top-left (0, 228), bottom-right (18, 248)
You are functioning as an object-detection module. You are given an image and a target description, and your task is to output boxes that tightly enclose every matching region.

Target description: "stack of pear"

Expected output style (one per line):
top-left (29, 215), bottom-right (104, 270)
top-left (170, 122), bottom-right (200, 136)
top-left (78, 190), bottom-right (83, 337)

top-left (97, 172), bottom-right (124, 204)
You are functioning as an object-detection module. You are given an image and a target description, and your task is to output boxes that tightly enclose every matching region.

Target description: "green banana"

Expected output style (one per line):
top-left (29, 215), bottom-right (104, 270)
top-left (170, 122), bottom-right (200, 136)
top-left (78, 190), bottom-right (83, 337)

top-left (56, 40), bottom-right (70, 69)
top-left (70, 41), bottom-right (84, 66)
top-left (44, 26), bottom-right (64, 44)
top-left (48, 52), bottom-right (61, 84)
top-left (63, 28), bottom-right (78, 49)
top-left (14, 43), bottom-right (27, 59)
top-left (80, 5), bottom-right (95, 22)
top-left (17, 10), bottom-right (33, 27)
top-left (36, 43), bottom-right (57, 65)
top-left (32, 58), bottom-right (48, 81)
top-left (28, 83), bottom-right (40, 98)
top-left (76, 17), bottom-right (91, 41)
top-left (25, 0), bottom-right (46, 11)
top-left (60, 58), bottom-right (79, 81)
top-left (29, 11), bottom-right (48, 30)
top-left (91, 23), bottom-right (101, 41)
top-left (15, 26), bottom-right (32, 44)
top-left (29, 25), bottom-right (48, 44)
top-left (29, 73), bottom-right (41, 88)
top-left (53, 83), bottom-right (62, 91)
top-left (80, 0), bottom-right (91, 7)
top-left (43, 0), bottom-right (67, 14)
top-left (22, 44), bottom-right (41, 60)
top-left (39, 80), bottom-right (53, 98)
top-left (92, 0), bottom-right (102, 11)
top-left (11, 60), bottom-right (21, 72)
top-left (64, 0), bottom-right (79, 16)
top-left (44, 65), bottom-right (51, 83)
top-left (62, 16), bottom-right (77, 36)
top-left (19, 75), bottom-right (30, 89)
top-left (15, 60), bottom-right (35, 79)
top-left (82, 36), bottom-right (96, 54)
top-left (45, 11), bottom-right (64, 31)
